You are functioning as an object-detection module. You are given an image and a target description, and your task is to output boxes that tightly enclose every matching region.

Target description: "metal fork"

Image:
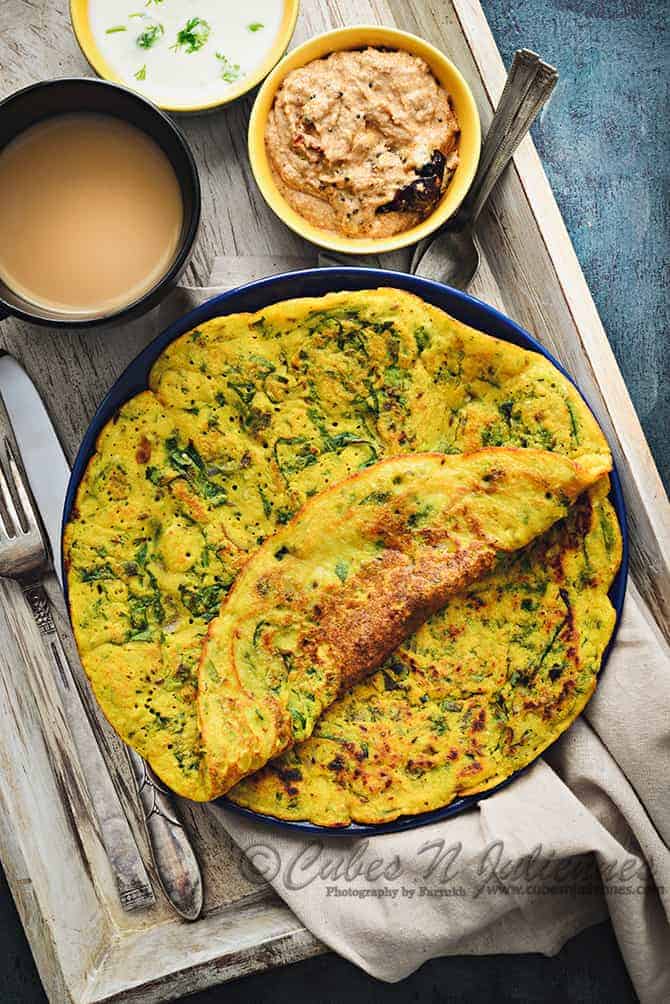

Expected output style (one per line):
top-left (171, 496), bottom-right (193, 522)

top-left (0, 435), bottom-right (204, 920)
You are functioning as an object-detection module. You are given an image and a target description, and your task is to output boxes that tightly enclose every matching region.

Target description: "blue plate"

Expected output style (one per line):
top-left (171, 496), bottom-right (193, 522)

top-left (62, 268), bottom-right (628, 836)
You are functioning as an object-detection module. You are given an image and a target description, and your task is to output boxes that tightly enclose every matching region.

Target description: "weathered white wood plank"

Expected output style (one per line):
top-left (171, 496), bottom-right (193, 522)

top-left (0, 0), bottom-right (667, 1001)
top-left (0, 575), bottom-right (114, 1004)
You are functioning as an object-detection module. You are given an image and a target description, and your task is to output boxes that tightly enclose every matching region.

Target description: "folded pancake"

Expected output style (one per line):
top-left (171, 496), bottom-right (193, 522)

top-left (229, 477), bottom-right (622, 825)
top-left (199, 449), bottom-right (610, 796)
top-left (64, 288), bottom-right (615, 802)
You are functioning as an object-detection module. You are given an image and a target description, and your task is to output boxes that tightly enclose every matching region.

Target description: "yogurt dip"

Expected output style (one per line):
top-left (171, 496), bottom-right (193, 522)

top-left (265, 47), bottom-right (460, 239)
top-left (88, 0), bottom-right (286, 109)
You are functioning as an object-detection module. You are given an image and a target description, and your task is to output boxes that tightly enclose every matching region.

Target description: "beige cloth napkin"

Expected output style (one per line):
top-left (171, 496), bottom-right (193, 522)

top-left (160, 259), bottom-right (670, 1003)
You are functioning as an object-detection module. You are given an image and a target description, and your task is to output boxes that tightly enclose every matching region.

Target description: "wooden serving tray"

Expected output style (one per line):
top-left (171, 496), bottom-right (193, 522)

top-left (0, 2), bottom-right (668, 1002)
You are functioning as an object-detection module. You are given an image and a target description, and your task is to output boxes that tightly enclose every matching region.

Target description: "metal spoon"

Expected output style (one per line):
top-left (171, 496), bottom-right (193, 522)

top-left (410, 49), bottom-right (558, 287)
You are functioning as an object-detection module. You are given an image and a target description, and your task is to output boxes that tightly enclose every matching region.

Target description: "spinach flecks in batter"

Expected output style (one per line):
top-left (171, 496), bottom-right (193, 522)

top-left (370, 318), bottom-right (395, 335)
top-left (566, 400), bottom-right (581, 444)
top-left (79, 564), bottom-right (115, 583)
top-left (274, 437), bottom-right (318, 483)
top-left (227, 379), bottom-right (256, 406)
top-left (165, 437), bottom-right (227, 503)
top-left (135, 541), bottom-right (149, 567)
top-left (123, 541), bottom-right (149, 577)
top-left (493, 693), bottom-right (510, 722)
top-left (330, 432), bottom-right (378, 461)
top-left (358, 490), bottom-right (391, 506)
top-left (145, 465), bottom-right (163, 486)
top-left (405, 761), bottom-right (427, 779)
top-left (414, 326), bottom-right (431, 353)
top-left (290, 708), bottom-right (307, 735)
top-left (359, 381), bottom-right (382, 417)
top-left (387, 334), bottom-right (401, 365)
top-left (248, 353), bottom-right (276, 373)
top-left (250, 316), bottom-right (272, 337)
top-left (179, 582), bottom-right (227, 622)
top-left (128, 577), bottom-right (165, 635)
top-left (326, 316), bottom-right (369, 357)
top-left (408, 502), bottom-right (434, 528)
top-left (253, 620), bottom-right (271, 648)
top-left (147, 708), bottom-right (171, 731)
top-left (384, 365), bottom-right (407, 388)
top-left (174, 746), bottom-right (203, 775)
top-left (334, 559), bottom-right (349, 583)
top-left (245, 407), bottom-right (272, 434)
top-left (258, 487), bottom-right (273, 518)
top-left (599, 510), bottom-right (615, 553)
top-left (438, 442), bottom-right (462, 455)
top-left (429, 715), bottom-right (450, 735)
top-left (481, 425), bottom-right (507, 448)
top-left (307, 407), bottom-right (378, 464)
top-left (276, 507), bottom-right (295, 524)
top-left (499, 400), bottom-right (514, 425)
top-left (537, 426), bottom-right (557, 450)
top-left (129, 627), bottom-right (154, 643)
top-left (166, 437), bottom-right (201, 471)
top-left (436, 348), bottom-right (464, 383)
top-left (477, 368), bottom-right (501, 388)
top-left (525, 613), bottom-right (569, 682)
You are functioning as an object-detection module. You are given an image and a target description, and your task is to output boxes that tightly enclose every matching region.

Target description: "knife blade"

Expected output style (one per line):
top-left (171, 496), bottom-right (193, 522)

top-left (0, 354), bottom-right (203, 920)
top-left (0, 356), bottom-right (69, 583)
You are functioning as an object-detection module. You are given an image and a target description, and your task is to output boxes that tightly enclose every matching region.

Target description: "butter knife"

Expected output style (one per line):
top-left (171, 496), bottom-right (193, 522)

top-left (0, 354), bottom-right (203, 920)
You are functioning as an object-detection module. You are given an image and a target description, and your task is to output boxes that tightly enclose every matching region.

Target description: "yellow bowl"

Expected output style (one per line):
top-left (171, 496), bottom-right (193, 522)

top-left (248, 25), bottom-right (481, 254)
top-left (69, 1), bottom-right (300, 114)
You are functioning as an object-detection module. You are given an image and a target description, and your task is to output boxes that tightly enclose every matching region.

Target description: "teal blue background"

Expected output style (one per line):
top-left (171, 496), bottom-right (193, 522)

top-left (0, 2), bottom-right (666, 1001)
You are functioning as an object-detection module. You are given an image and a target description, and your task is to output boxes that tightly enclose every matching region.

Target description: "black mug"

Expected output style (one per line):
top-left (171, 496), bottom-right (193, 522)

top-left (0, 77), bottom-right (201, 329)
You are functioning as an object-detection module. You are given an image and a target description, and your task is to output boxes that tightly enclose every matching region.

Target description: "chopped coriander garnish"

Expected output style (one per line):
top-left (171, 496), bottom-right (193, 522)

top-left (145, 0), bottom-right (164, 6)
top-left (248, 22), bottom-right (265, 32)
top-left (106, 25), bottom-right (127, 34)
top-left (134, 64), bottom-right (147, 80)
top-left (171, 17), bottom-right (211, 54)
top-left (137, 22), bottom-right (164, 49)
top-left (216, 52), bottom-right (241, 83)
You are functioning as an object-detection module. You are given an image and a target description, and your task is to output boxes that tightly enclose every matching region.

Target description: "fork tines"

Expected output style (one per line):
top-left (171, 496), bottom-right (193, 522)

top-left (0, 438), bottom-right (38, 539)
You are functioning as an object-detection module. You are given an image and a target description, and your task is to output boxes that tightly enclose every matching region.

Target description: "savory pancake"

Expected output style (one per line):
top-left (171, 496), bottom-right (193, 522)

top-left (64, 288), bottom-right (616, 802)
top-left (200, 449), bottom-right (610, 795)
top-left (229, 478), bottom-right (622, 825)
